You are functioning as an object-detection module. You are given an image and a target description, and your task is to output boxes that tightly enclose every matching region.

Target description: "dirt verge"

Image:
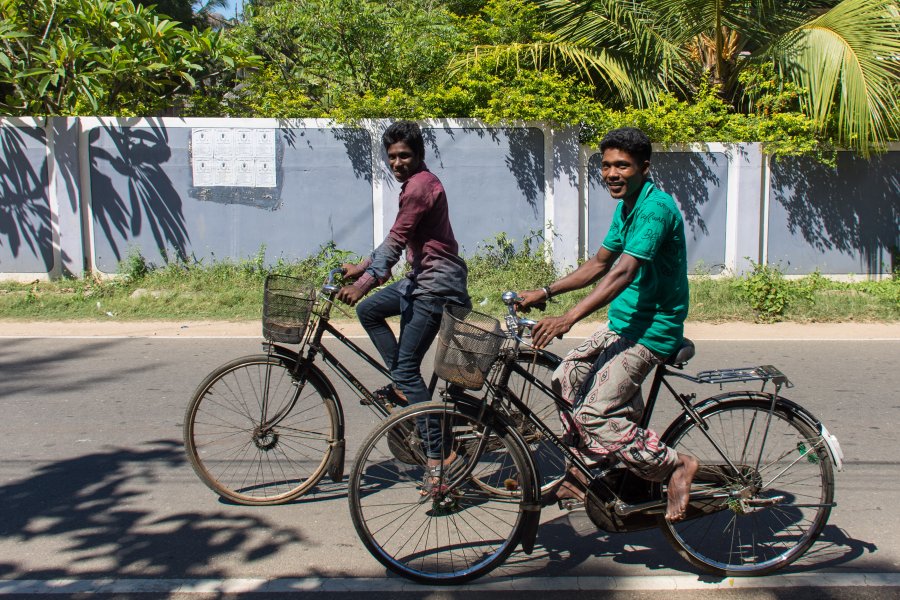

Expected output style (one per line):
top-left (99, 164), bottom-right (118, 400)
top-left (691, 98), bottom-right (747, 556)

top-left (2, 319), bottom-right (898, 340)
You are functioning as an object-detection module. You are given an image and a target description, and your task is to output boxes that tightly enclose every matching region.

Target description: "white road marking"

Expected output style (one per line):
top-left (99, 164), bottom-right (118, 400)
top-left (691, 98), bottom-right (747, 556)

top-left (1, 573), bottom-right (898, 594)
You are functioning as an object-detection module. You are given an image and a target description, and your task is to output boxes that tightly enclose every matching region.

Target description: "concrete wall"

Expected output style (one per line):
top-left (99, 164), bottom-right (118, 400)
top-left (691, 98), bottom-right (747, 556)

top-left (1, 117), bottom-right (897, 280)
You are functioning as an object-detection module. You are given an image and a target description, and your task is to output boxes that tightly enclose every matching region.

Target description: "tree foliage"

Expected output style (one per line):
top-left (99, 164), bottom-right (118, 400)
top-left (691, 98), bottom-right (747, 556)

top-left (226, 0), bottom-right (460, 114)
top-left (0, 0), bottom-right (251, 115)
top-left (0, 0), bottom-right (896, 157)
top-left (461, 0), bottom-right (900, 155)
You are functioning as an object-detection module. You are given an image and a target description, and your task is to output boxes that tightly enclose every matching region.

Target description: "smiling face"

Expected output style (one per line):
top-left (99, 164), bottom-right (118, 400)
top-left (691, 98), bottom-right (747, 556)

top-left (386, 141), bottom-right (423, 183)
top-left (600, 148), bottom-right (650, 204)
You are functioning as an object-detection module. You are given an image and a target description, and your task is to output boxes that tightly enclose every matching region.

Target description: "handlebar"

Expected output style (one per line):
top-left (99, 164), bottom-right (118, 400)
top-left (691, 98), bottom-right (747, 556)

top-left (500, 290), bottom-right (539, 335)
top-left (321, 267), bottom-right (346, 295)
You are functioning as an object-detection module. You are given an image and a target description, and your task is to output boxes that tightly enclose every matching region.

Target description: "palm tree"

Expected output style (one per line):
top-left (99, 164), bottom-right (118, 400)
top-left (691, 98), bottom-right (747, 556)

top-left (457, 0), bottom-right (900, 154)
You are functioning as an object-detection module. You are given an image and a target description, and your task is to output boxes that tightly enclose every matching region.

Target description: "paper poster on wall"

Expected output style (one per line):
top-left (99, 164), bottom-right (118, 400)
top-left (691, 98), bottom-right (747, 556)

top-left (256, 159), bottom-right (276, 187)
top-left (191, 127), bottom-right (276, 187)
top-left (193, 159), bottom-right (214, 186)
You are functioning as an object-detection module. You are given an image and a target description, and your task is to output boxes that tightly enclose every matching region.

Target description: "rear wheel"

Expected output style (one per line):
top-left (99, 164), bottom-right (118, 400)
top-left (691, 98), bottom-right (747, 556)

top-left (184, 354), bottom-right (339, 505)
top-left (658, 395), bottom-right (835, 576)
top-left (348, 400), bottom-right (535, 584)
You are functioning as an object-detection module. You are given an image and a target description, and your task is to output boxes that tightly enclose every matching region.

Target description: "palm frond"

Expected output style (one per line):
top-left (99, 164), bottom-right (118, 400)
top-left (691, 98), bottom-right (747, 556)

top-left (449, 40), bottom-right (655, 106)
top-left (771, 0), bottom-right (900, 152)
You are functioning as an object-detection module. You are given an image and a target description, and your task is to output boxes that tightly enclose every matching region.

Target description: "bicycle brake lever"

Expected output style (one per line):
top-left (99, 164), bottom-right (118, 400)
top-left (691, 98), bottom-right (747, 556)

top-left (322, 296), bottom-right (355, 320)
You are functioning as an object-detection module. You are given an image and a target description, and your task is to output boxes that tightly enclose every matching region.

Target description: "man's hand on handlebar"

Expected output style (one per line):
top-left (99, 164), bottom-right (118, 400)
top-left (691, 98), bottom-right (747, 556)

top-left (336, 285), bottom-right (364, 307)
top-left (515, 289), bottom-right (549, 312)
top-left (341, 262), bottom-right (366, 281)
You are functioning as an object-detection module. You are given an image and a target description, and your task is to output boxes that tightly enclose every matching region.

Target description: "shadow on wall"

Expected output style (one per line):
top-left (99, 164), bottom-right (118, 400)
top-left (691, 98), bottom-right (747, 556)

top-left (771, 154), bottom-right (899, 274)
top-left (651, 152), bottom-right (723, 239)
top-left (89, 123), bottom-right (189, 264)
top-left (282, 125), bottom-right (373, 184)
top-left (426, 124), bottom-right (544, 217)
top-left (0, 126), bottom-right (54, 271)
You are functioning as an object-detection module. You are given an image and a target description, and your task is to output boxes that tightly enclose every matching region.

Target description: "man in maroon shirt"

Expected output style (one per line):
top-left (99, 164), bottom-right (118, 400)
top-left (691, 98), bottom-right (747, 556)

top-left (337, 121), bottom-right (470, 485)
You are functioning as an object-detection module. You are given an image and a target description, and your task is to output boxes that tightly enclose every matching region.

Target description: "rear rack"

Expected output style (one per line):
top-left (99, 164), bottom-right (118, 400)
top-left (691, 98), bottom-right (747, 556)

top-left (694, 365), bottom-right (793, 388)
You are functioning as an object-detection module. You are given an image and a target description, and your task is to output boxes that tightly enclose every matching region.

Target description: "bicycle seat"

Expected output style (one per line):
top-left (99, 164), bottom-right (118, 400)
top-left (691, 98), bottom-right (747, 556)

top-left (666, 338), bottom-right (695, 367)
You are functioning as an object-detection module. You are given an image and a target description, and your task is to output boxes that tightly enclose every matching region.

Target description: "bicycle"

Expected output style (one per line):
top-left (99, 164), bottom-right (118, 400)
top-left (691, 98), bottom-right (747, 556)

top-left (347, 292), bottom-right (844, 583)
top-left (183, 271), bottom-right (565, 505)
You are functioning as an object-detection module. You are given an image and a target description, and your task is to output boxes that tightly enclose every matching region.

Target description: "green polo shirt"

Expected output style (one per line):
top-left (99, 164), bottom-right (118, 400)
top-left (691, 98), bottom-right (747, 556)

top-left (601, 179), bottom-right (689, 357)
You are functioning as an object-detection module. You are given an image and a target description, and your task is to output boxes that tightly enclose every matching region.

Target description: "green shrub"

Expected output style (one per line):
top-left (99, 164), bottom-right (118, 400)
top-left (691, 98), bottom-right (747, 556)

top-left (120, 249), bottom-right (152, 282)
top-left (741, 262), bottom-right (792, 322)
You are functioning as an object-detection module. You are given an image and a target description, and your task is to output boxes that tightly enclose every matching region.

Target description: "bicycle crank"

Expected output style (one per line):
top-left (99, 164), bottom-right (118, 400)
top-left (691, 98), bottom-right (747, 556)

top-left (727, 494), bottom-right (786, 514)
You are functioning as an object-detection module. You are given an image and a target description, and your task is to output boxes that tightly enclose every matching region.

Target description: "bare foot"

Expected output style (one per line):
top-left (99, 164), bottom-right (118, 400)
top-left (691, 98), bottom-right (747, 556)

top-left (666, 453), bottom-right (699, 522)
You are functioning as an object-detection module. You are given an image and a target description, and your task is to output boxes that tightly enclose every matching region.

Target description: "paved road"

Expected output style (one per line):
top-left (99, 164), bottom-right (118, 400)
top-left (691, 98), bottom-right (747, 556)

top-left (0, 334), bottom-right (898, 596)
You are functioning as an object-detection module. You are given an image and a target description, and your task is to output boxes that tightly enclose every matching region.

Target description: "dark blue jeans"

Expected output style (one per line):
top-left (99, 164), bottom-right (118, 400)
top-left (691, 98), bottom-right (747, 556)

top-left (356, 280), bottom-right (466, 459)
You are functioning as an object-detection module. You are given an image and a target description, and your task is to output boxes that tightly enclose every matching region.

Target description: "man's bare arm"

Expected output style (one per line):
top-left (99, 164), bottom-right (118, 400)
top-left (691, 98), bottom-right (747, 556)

top-left (530, 253), bottom-right (641, 348)
top-left (517, 246), bottom-right (619, 309)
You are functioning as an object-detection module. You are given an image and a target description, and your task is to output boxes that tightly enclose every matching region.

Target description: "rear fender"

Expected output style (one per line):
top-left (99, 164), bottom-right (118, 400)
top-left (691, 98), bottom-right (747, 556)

top-left (671, 391), bottom-right (844, 471)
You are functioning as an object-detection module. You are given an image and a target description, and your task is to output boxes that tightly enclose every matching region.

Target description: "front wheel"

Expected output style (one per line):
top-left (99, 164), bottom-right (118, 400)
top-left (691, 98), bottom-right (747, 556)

top-left (657, 394), bottom-right (835, 576)
top-left (348, 400), bottom-right (537, 584)
top-left (506, 350), bottom-right (565, 493)
top-left (183, 354), bottom-right (339, 505)
top-left (475, 350), bottom-right (565, 496)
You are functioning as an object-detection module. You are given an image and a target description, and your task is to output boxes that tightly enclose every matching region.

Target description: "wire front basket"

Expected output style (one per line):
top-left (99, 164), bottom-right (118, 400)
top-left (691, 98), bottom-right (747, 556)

top-left (262, 274), bottom-right (316, 344)
top-left (433, 305), bottom-right (506, 390)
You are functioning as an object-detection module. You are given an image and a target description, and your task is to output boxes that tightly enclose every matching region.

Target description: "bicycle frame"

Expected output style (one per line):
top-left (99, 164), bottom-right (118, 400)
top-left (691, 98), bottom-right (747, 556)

top-left (474, 346), bottom-right (802, 513)
top-left (260, 269), bottom-right (443, 430)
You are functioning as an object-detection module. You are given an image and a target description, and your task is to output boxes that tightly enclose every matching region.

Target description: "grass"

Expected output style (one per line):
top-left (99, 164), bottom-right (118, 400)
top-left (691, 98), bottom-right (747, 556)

top-left (1, 239), bottom-right (898, 323)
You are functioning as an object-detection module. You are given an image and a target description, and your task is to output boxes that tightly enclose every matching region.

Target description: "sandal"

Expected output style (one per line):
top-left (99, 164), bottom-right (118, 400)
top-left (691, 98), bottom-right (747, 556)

top-left (419, 454), bottom-right (466, 497)
top-left (540, 465), bottom-right (590, 507)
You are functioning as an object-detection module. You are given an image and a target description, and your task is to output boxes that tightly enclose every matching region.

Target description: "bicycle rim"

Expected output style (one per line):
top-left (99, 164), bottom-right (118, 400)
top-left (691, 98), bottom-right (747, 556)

top-left (658, 396), bottom-right (834, 575)
top-left (349, 401), bottom-right (531, 584)
top-left (184, 354), bottom-right (338, 505)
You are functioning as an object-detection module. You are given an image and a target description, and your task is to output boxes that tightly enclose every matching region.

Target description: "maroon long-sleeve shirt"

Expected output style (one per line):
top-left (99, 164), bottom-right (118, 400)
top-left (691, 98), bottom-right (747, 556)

top-left (353, 165), bottom-right (469, 304)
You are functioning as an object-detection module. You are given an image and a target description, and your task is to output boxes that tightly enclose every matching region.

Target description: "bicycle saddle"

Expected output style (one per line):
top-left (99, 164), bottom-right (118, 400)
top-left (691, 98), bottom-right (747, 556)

top-left (666, 338), bottom-right (695, 367)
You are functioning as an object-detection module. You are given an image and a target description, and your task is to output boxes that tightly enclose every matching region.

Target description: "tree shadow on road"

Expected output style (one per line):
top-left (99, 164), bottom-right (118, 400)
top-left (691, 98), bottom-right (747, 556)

top-left (494, 511), bottom-right (882, 579)
top-left (0, 440), bottom-right (303, 579)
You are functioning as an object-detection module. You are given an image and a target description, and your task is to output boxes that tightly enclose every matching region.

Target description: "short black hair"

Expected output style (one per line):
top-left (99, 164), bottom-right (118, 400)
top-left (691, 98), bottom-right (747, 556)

top-left (599, 127), bottom-right (652, 164)
top-left (382, 121), bottom-right (425, 160)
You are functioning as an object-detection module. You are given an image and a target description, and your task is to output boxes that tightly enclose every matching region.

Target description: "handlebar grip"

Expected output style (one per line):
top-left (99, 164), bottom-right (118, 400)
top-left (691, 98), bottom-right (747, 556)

top-left (324, 267), bottom-right (345, 292)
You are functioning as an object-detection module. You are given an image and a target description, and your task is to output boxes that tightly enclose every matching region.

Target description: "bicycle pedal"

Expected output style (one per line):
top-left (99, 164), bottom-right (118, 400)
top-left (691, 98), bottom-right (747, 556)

top-left (558, 499), bottom-right (584, 511)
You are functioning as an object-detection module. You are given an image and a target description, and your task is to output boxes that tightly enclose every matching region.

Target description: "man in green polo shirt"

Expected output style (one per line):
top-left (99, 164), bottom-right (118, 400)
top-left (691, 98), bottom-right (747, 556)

top-left (518, 127), bottom-right (698, 522)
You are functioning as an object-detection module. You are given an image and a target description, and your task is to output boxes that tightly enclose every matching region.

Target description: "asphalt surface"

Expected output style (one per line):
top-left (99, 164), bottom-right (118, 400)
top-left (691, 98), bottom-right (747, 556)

top-left (0, 332), bottom-right (898, 597)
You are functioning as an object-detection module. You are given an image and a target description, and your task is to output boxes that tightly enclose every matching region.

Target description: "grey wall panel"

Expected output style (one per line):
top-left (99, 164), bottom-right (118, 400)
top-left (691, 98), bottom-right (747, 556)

top-left (411, 126), bottom-right (544, 255)
top-left (88, 125), bottom-right (373, 272)
top-left (587, 151), bottom-right (728, 271)
top-left (0, 125), bottom-right (52, 273)
top-left (768, 152), bottom-right (899, 275)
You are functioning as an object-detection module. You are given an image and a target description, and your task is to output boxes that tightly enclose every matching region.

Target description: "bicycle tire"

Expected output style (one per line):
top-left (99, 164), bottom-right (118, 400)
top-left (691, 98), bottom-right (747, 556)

top-left (348, 400), bottom-right (535, 584)
top-left (657, 394), bottom-right (835, 576)
top-left (482, 350), bottom-right (566, 495)
top-left (183, 353), bottom-right (340, 505)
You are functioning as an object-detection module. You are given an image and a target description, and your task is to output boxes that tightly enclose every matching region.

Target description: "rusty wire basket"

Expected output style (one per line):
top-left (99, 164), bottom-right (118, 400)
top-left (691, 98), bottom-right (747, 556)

top-left (262, 274), bottom-right (316, 344)
top-left (433, 304), bottom-right (506, 391)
